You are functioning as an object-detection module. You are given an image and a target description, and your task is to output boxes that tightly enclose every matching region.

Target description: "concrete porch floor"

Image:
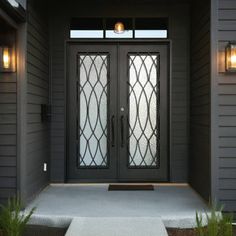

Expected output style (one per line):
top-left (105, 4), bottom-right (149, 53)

top-left (25, 184), bottom-right (209, 229)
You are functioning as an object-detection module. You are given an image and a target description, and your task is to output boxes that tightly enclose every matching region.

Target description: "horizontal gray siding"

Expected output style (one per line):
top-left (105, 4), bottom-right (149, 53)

top-left (217, 0), bottom-right (236, 214)
top-left (0, 27), bottom-right (17, 204)
top-left (0, 73), bottom-right (17, 205)
top-left (49, 2), bottom-right (190, 182)
top-left (190, 0), bottom-right (211, 200)
top-left (25, 0), bottom-right (50, 201)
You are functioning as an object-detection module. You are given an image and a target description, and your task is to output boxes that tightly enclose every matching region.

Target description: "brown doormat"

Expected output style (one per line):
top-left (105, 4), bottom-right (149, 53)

top-left (108, 184), bottom-right (154, 191)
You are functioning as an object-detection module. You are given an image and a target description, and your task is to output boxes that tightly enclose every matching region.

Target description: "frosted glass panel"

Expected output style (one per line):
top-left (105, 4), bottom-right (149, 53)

top-left (106, 30), bottom-right (133, 38)
top-left (128, 54), bottom-right (160, 167)
top-left (135, 30), bottom-right (167, 38)
top-left (78, 54), bottom-right (108, 167)
top-left (70, 30), bottom-right (103, 38)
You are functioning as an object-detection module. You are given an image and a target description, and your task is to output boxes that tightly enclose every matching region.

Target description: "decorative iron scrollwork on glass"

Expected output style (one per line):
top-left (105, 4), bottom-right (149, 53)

top-left (77, 54), bottom-right (109, 168)
top-left (128, 53), bottom-right (160, 168)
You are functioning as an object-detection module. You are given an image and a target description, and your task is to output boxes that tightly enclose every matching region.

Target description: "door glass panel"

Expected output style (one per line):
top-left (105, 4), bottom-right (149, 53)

top-left (134, 30), bottom-right (167, 38)
top-left (106, 30), bottom-right (133, 38)
top-left (128, 54), bottom-right (160, 167)
top-left (78, 54), bottom-right (109, 168)
top-left (70, 30), bottom-right (104, 38)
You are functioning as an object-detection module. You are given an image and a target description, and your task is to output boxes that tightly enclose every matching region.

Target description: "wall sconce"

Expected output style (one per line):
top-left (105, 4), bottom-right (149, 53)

top-left (114, 22), bottom-right (125, 34)
top-left (225, 41), bottom-right (236, 73)
top-left (0, 46), bottom-right (16, 72)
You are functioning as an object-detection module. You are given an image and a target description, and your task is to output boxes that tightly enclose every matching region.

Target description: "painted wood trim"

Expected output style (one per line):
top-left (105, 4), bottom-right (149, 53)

top-left (0, 0), bottom-right (26, 22)
top-left (16, 23), bottom-right (27, 204)
top-left (0, 7), bottom-right (18, 28)
top-left (210, 0), bottom-right (219, 201)
top-left (189, 0), bottom-right (211, 201)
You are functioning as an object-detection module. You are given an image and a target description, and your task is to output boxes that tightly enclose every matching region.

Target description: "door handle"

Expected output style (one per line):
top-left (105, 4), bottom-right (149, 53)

top-left (111, 115), bottom-right (115, 147)
top-left (121, 115), bottom-right (124, 147)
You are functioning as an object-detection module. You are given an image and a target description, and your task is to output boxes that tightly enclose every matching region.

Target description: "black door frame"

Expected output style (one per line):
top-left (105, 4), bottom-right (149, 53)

top-left (118, 44), bottom-right (169, 181)
top-left (65, 40), bottom-right (171, 183)
top-left (67, 44), bottom-right (118, 181)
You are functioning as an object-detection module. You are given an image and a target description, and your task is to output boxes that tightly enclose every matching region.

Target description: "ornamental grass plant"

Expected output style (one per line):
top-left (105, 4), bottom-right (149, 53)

top-left (0, 197), bottom-right (35, 236)
top-left (195, 203), bottom-right (233, 236)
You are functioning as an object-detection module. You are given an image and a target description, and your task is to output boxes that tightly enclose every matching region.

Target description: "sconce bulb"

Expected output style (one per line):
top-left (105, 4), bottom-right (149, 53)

top-left (3, 48), bottom-right (10, 69)
top-left (225, 42), bottom-right (236, 72)
top-left (231, 55), bottom-right (236, 64)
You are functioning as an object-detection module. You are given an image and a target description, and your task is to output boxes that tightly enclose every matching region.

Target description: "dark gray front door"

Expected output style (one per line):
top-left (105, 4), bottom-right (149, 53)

top-left (67, 43), bottom-right (169, 182)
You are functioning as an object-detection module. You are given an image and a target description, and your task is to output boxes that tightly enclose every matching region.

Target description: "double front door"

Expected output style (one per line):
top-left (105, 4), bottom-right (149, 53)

top-left (67, 43), bottom-right (168, 182)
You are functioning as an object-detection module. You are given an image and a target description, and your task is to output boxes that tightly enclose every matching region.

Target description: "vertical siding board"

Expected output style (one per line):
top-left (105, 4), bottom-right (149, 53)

top-left (24, 0), bottom-right (50, 202)
top-left (190, 0), bottom-right (211, 200)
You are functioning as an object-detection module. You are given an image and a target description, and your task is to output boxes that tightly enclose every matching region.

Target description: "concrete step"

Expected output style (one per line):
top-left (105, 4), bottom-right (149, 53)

top-left (65, 217), bottom-right (168, 236)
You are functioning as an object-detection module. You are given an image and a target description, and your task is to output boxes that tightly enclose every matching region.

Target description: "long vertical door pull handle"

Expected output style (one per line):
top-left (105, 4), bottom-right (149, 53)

top-left (121, 115), bottom-right (124, 147)
top-left (111, 115), bottom-right (115, 147)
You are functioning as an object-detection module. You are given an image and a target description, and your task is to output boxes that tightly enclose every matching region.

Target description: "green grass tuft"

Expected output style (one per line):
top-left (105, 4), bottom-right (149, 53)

top-left (0, 196), bottom-right (36, 236)
top-left (195, 202), bottom-right (233, 236)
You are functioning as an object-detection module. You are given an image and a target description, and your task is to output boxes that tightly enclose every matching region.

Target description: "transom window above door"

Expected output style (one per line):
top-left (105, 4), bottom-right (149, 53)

top-left (70, 17), bottom-right (168, 39)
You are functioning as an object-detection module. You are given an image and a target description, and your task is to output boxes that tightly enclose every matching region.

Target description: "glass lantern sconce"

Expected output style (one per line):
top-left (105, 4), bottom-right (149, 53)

top-left (225, 41), bottom-right (236, 73)
top-left (0, 46), bottom-right (16, 72)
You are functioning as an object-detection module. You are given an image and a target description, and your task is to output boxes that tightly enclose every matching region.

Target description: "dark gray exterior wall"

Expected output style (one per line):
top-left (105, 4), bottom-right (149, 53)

top-left (24, 0), bottom-right (50, 202)
top-left (0, 0), bottom-right (50, 204)
top-left (49, 1), bottom-right (190, 183)
top-left (0, 26), bottom-right (17, 205)
top-left (213, 0), bottom-right (236, 213)
top-left (0, 59), bottom-right (17, 205)
top-left (189, 0), bottom-right (211, 200)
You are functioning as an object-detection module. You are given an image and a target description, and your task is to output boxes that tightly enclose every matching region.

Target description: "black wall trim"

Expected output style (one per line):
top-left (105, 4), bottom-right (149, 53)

top-left (0, 0), bottom-right (26, 22)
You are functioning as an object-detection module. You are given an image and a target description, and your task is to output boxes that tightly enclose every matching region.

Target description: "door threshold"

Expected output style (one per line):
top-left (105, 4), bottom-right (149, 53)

top-left (51, 183), bottom-right (189, 187)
